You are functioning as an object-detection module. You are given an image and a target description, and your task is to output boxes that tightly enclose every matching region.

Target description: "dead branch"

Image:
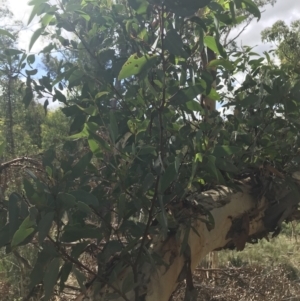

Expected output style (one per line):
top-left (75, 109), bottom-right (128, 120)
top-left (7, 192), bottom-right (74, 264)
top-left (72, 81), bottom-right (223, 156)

top-left (0, 157), bottom-right (41, 173)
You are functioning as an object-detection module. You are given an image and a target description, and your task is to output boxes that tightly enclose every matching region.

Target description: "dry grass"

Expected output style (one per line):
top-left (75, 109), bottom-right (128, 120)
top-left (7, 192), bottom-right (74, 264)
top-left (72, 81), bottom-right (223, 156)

top-left (2, 223), bottom-right (300, 300)
top-left (172, 223), bottom-right (300, 301)
top-left (172, 265), bottom-right (300, 301)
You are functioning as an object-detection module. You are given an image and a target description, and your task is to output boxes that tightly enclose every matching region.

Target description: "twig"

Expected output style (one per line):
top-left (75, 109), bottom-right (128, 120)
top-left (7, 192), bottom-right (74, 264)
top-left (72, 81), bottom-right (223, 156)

top-left (224, 19), bottom-right (252, 47)
top-left (0, 157), bottom-right (40, 173)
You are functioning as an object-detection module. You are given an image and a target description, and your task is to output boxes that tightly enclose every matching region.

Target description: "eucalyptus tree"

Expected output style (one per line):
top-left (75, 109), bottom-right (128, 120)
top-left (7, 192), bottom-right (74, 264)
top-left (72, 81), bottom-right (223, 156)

top-left (261, 20), bottom-right (300, 74)
top-left (1, 0), bottom-right (300, 301)
top-left (0, 4), bottom-right (20, 156)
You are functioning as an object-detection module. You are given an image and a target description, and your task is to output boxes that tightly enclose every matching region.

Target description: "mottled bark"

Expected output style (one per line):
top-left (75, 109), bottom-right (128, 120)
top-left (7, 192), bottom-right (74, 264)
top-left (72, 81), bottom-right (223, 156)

top-left (74, 185), bottom-right (267, 301)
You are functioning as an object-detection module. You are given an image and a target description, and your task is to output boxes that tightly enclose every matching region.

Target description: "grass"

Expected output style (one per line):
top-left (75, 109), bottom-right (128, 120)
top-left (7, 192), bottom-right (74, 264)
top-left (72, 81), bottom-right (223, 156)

top-left (216, 222), bottom-right (300, 275)
top-left (200, 223), bottom-right (300, 281)
top-left (174, 223), bottom-right (300, 300)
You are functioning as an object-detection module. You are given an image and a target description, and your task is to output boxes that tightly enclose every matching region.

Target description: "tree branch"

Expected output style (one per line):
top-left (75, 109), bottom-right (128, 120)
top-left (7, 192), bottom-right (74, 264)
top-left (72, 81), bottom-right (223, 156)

top-left (0, 157), bottom-right (40, 173)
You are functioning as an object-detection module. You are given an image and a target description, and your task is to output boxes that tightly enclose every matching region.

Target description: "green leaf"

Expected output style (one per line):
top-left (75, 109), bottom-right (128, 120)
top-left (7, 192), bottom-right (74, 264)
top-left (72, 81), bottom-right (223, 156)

top-left (29, 244), bottom-right (55, 289)
top-left (117, 194), bottom-right (126, 220)
top-left (215, 159), bottom-right (238, 173)
top-left (70, 190), bottom-right (99, 207)
top-left (77, 105), bottom-right (97, 116)
top-left (72, 267), bottom-right (86, 292)
top-left (41, 13), bottom-right (55, 26)
top-left (4, 49), bottom-right (23, 56)
top-left (180, 67), bottom-right (187, 86)
top-left (188, 16), bottom-right (207, 30)
top-left (95, 91), bottom-right (109, 99)
top-left (195, 153), bottom-right (203, 163)
top-left (68, 69), bottom-right (84, 88)
top-left (206, 155), bottom-right (220, 181)
top-left (54, 89), bottom-right (67, 103)
top-left (43, 257), bottom-right (60, 301)
top-left (169, 84), bottom-right (205, 104)
top-left (165, 28), bottom-right (186, 57)
top-left (165, 0), bottom-right (212, 17)
top-left (157, 197), bottom-right (168, 238)
top-left (59, 262), bottom-right (73, 291)
top-left (0, 29), bottom-right (15, 40)
top-left (122, 271), bottom-right (135, 294)
top-left (213, 145), bottom-right (241, 157)
top-left (23, 178), bottom-right (35, 198)
top-left (23, 87), bottom-right (34, 108)
top-left (109, 111), bottom-right (118, 143)
top-left (11, 228), bottom-right (35, 248)
top-left (229, 1), bottom-right (236, 22)
top-left (186, 100), bottom-right (203, 112)
top-left (74, 9), bottom-right (91, 20)
top-left (204, 36), bottom-right (227, 58)
top-left (29, 27), bottom-right (45, 51)
top-left (62, 224), bottom-right (102, 242)
top-left (242, 0), bottom-right (261, 20)
top-left (207, 88), bottom-right (220, 101)
top-left (27, 54), bottom-right (36, 65)
top-left (38, 212), bottom-right (54, 244)
top-left (118, 53), bottom-right (158, 80)
top-left (128, 0), bottom-right (149, 14)
top-left (58, 193), bottom-right (76, 209)
top-left (11, 216), bottom-right (36, 248)
top-left (88, 139), bottom-right (102, 157)
top-left (27, 2), bottom-right (47, 25)
top-left (39, 75), bottom-right (52, 92)
top-left (28, 0), bottom-right (48, 5)
top-left (59, 20), bottom-right (75, 32)
top-left (142, 173), bottom-right (155, 192)
top-left (25, 69), bottom-right (38, 76)
top-left (160, 163), bottom-right (176, 193)
top-left (44, 99), bottom-right (49, 115)
top-left (72, 152), bottom-right (93, 178)
top-left (77, 201), bottom-right (92, 214)
top-left (208, 59), bottom-right (234, 71)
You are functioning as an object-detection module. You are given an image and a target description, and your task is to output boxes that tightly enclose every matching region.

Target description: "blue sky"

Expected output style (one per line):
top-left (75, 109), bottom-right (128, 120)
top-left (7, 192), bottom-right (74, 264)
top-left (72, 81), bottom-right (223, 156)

top-left (6, 0), bottom-right (300, 111)
top-left (8, 0), bottom-right (300, 54)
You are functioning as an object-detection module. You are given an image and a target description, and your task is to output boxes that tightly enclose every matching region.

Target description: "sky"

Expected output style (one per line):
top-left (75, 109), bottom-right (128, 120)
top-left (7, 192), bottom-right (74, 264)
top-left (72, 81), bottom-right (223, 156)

top-left (228, 0), bottom-right (300, 54)
top-left (4, 0), bottom-right (300, 109)
top-left (7, 0), bottom-right (300, 54)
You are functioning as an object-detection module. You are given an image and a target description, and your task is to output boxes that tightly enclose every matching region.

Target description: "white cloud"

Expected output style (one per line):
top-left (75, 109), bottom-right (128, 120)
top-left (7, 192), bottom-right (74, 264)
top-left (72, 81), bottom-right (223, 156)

top-left (7, 0), bottom-right (300, 111)
top-left (7, 0), bottom-right (48, 53)
top-left (228, 0), bottom-right (300, 54)
top-left (8, 0), bottom-right (300, 53)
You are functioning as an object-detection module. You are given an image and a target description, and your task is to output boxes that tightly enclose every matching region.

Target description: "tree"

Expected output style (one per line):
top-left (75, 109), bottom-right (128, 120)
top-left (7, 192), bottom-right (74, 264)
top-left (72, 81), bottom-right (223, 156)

top-left (261, 20), bottom-right (300, 74)
top-left (0, 4), bottom-right (20, 156)
top-left (1, 0), bottom-right (300, 300)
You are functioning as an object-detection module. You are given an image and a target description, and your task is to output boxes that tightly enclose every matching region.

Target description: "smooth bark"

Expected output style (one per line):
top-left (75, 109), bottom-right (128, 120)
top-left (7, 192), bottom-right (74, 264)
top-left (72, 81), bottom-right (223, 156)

top-left (76, 184), bottom-right (270, 301)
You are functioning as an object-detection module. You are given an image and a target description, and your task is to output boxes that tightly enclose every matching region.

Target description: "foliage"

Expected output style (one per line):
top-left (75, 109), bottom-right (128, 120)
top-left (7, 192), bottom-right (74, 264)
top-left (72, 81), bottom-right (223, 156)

top-left (0, 0), bottom-right (299, 300)
top-left (41, 109), bottom-right (71, 150)
top-left (261, 20), bottom-right (300, 73)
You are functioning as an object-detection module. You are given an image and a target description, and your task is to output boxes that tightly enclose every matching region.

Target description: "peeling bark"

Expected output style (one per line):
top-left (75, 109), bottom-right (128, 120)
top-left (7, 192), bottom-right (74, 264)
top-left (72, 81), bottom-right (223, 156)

top-left (75, 184), bottom-right (273, 301)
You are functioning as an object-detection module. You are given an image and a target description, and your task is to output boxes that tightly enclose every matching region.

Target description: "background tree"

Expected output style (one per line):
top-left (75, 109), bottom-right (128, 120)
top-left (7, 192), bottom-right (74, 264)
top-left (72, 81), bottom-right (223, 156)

top-left (0, 5), bottom-right (72, 298)
top-left (261, 19), bottom-right (300, 74)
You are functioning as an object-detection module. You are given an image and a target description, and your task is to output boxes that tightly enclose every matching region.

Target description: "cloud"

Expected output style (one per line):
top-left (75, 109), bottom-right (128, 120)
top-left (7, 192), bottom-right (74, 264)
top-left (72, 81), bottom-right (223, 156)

top-left (7, 0), bottom-right (300, 111)
top-left (228, 0), bottom-right (300, 54)
top-left (7, 0), bottom-right (48, 53)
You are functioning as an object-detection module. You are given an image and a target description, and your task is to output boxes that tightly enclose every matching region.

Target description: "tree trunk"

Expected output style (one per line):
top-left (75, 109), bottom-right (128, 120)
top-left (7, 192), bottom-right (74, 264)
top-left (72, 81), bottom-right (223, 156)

top-left (5, 71), bottom-right (15, 156)
top-left (75, 183), bottom-right (276, 301)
